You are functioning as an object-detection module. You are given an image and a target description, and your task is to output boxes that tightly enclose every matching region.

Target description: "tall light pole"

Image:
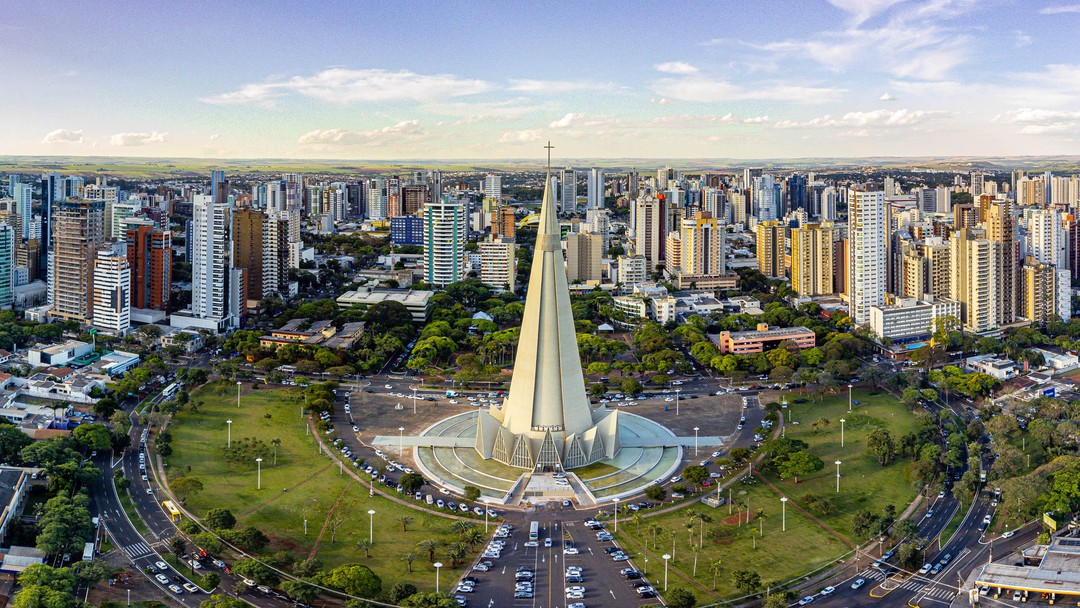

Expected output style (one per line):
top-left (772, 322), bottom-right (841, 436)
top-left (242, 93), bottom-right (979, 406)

top-left (835, 460), bottom-right (842, 493)
top-left (847, 384), bottom-right (853, 412)
top-left (780, 497), bottom-right (788, 531)
top-left (412, 386), bottom-right (417, 414)
top-left (399, 427), bottom-right (405, 453)
top-left (839, 418), bottom-right (846, 447)
top-left (613, 498), bottom-right (619, 533)
top-left (368, 509), bottom-right (376, 543)
top-left (433, 562), bottom-right (443, 593)
top-left (662, 554), bottom-right (671, 591)
top-left (693, 427), bottom-right (700, 456)
top-left (237, 381), bottom-right (242, 408)
top-left (675, 387), bottom-right (681, 416)
top-left (226, 419), bottom-right (232, 448)
top-left (256, 457), bottom-right (263, 490)
top-left (483, 499), bottom-right (490, 533)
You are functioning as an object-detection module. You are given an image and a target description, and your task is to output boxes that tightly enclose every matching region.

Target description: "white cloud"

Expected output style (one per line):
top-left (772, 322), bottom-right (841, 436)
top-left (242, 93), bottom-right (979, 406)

top-left (41, 128), bottom-right (84, 144)
top-left (654, 61), bottom-right (699, 74)
top-left (550, 113), bottom-right (584, 128)
top-left (994, 108), bottom-right (1080, 134)
top-left (651, 97), bottom-right (672, 105)
top-left (742, 115), bottom-right (770, 124)
top-left (507, 79), bottom-right (609, 93)
top-left (774, 108), bottom-right (951, 128)
top-left (879, 92), bottom-right (897, 101)
top-left (202, 68), bottom-right (492, 106)
top-left (654, 76), bottom-right (844, 104)
top-left (649, 113), bottom-right (736, 127)
top-left (110, 131), bottom-right (168, 146)
top-left (826, 0), bottom-right (904, 24)
top-left (500, 129), bottom-right (543, 143)
top-left (1040, 4), bottom-right (1080, 14)
top-left (1013, 30), bottom-right (1033, 47)
top-left (297, 120), bottom-right (424, 147)
top-left (209, 133), bottom-right (221, 141)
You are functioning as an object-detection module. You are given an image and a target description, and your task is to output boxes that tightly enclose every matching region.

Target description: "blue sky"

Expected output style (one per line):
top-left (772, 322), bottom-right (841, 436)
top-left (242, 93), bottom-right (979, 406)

top-left (3, 0), bottom-right (1080, 159)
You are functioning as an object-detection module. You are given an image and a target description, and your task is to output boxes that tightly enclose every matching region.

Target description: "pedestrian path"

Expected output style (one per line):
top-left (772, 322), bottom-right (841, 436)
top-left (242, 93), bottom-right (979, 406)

top-left (122, 541), bottom-right (153, 559)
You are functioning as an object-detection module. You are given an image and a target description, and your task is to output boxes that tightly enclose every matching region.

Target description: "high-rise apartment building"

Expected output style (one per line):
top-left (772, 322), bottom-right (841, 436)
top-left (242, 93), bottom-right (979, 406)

top-left (984, 200), bottom-right (1017, 325)
top-left (126, 225), bottom-right (172, 312)
top-left (847, 189), bottom-right (886, 325)
top-left (50, 199), bottom-right (105, 322)
top-left (755, 220), bottom-right (786, 279)
top-left (633, 195), bottom-right (664, 273)
top-left (790, 222), bottom-right (835, 296)
top-left (423, 200), bottom-right (467, 287)
top-left (263, 213), bottom-right (292, 299)
top-left (92, 250), bottom-right (131, 334)
top-left (492, 205), bottom-right (516, 239)
top-left (11, 183), bottom-right (31, 241)
top-left (681, 211), bottom-right (725, 277)
top-left (1028, 207), bottom-right (1066, 267)
top-left (179, 193), bottom-right (241, 331)
top-left (478, 237), bottom-right (515, 292)
top-left (566, 232), bottom-right (603, 284)
top-left (1020, 258), bottom-right (1061, 323)
top-left (233, 208), bottom-right (264, 309)
top-left (483, 175), bottom-right (502, 200)
top-left (950, 228), bottom-right (998, 333)
top-left (402, 184), bottom-right (430, 216)
top-left (0, 224), bottom-right (12, 308)
top-left (560, 167), bottom-right (576, 213)
top-left (587, 168), bottom-right (605, 210)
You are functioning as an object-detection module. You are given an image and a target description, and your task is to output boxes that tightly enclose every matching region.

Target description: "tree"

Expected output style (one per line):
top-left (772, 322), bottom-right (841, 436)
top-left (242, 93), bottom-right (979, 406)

top-left (0, 424), bottom-right (32, 463)
top-left (199, 594), bottom-right (248, 608)
top-left (35, 494), bottom-right (94, 555)
top-left (396, 514), bottom-right (415, 532)
top-left (645, 484), bottom-right (667, 501)
top-left (320, 563), bottom-right (382, 598)
top-left (205, 508), bottom-right (236, 530)
top-left (777, 451), bottom-right (824, 484)
top-left (621, 377), bottom-right (643, 396)
top-left (389, 582), bottom-right (419, 604)
top-left (866, 428), bottom-right (897, 466)
top-left (232, 559), bottom-right (278, 586)
top-left (171, 477), bottom-right (205, 503)
top-left (666, 588), bottom-right (697, 608)
top-left (72, 423), bottom-right (112, 451)
top-left (293, 557), bottom-right (323, 578)
top-left (418, 539), bottom-right (440, 562)
top-left (356, 539), bottom-right (373, 558)
top-left (400, 472), bottom-right (424, 494)
top-left (682, 465), bottom-right (709, 487)
top-left (280, 580), bottom-right (319, 603)
top-left (731, 570), bottom-right (762, 594)
top-left (203, 572), bottom-right (221, 589)
top-left (402, 552), bottom-right (417, 573)
top-left (463, 485), bottom-right (481, 502)
top-left (169, 535), bottom-right (189, 573)
top-left (193, 532), bottom-right (224, 555)
top-left (763, 595), bottom-right (790, 608)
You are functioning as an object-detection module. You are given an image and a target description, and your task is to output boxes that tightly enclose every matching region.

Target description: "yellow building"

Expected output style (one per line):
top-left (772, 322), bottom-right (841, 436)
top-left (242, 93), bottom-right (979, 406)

top-left (755, 220), bottom-right (786, 278)
top-left (789, 222), bottom-right (834, 296)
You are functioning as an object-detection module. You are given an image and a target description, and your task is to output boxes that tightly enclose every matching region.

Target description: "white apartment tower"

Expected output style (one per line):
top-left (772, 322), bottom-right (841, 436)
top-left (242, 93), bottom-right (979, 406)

top-left (91, 250), bottom-right (131, 334)
top-left (423, 200), bottom-right (468, 287)
top-left (484, 175), bottom-right (503, 200)
top-left (479, 237), bottom-right (516, 292)
top-left (187, 194), bottom-right (240, 330)
top-left (847, 188), bottom-right (886, 325)
top-left (587, 168), bottom-right (605, 210)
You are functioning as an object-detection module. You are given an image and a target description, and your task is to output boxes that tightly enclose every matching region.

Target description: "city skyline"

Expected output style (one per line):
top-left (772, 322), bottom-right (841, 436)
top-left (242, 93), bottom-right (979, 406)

top-left (3, 0), bottom-right (1080, 160)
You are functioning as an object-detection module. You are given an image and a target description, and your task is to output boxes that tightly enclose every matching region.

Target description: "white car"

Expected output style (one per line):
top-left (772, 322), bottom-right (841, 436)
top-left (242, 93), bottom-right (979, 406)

top-left (566, 586), bottom-right (585, 593)
top-left (182, 582), bottom-right (199, 593)
top-left (821, 586), bottom-right (835, 596)
top-left (523, 541), bottom-right (539, 547)
top-left (566, 591), bottom-right (585, 600)
top-left (564, 547), bottom-right (580, 555)
top-left (1001, 530), bottom-right (1016, 538)
top-left (155, 561), bottom-right (169, 571)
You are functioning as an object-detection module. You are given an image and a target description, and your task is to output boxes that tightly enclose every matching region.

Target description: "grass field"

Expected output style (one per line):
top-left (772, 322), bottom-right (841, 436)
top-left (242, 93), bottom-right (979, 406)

top-left (772, 388), bottom-right (920, 539)
top-left (615, 481), bottom-right (850, 600)
top-left (164, 381), bottom-right (480, 593)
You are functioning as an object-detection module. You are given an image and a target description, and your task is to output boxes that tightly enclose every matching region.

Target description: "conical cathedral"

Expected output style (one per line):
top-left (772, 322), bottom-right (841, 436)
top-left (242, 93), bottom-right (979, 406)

top-left (474, 165), bottom-right (621, 471)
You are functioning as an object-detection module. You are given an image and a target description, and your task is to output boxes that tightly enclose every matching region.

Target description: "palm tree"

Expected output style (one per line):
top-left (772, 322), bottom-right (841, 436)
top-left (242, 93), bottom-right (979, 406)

top-left (450, 520), bottom-right (475, 536)
top-left (697, 512), bottom-right (713, 546)
top-left (692, 545), bottom-right (701, 577)
top-left (402, 552), bottom-right (417, 573)
top-left (711, 559), bottom-right (723, 591)
top-left (418, 539), bottom-right (439, 562)
top-left (449, 542), bottom-right (469, 567)
top-left (356, 539), bottom-right (373, 558)
top-left (632, 512), bottom-right (642, 537)
top-left (271, 438), bottom-right (281, 465)
top-left (650, 524), bottom-right (663, 550)
top-left (397, 515), bottom-right (414, 532)
top-left (463, 528), bottom-right (484, 547)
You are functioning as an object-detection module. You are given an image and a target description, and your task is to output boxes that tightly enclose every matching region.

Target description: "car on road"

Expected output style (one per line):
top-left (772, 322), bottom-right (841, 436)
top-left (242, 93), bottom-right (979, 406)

top-left (850, 578), bottom-right (865, 590)
top-left (155, 574), bottom-right (171, 585)
top-left (188, 559), bottom-right (203, 569)
top-left (1001, 530), bottom-right (1016, 538)
top-left (798, 596), bottom-right (815, 605)
top-left (564, 547), bottom-right (579, 555)
top-left (182, 582), bottom-right (199, 593)
top-left (930, 563), bottom-right (943, 575)
top-left (821, 586), bottom-right (835, 596)
top-left (514, 591), bottom-right (533, 599)
top-left (919, 563), bottom-right (932, 574)
top-left (523, 541), bottom-right (538, 547)
top-left (168, 584), bottom-right (183, 594)
top-left (938, 490), bottom-right (945, 498)
top-left (155, 561), bottom-right (169, 571)
top-left (145, 488), bottom-right (154, 494)
top-left (925, 509), bottom-right (934, 518)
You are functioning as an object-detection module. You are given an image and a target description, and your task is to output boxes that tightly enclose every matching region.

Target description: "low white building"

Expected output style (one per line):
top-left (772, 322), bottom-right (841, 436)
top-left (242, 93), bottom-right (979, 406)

top-left (28, 341), bottom-right (93, 367)
top-left (1032, 348), bottom-right (1079, 371)
top-left (869, 298), bottom-right (962, 344)
top-left (965, 354), bottom-right (1018, 380)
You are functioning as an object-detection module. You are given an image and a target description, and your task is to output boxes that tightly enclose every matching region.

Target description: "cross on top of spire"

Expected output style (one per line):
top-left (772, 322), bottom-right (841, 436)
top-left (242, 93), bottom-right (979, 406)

top-left (544, 141), bottom-right (554, 174)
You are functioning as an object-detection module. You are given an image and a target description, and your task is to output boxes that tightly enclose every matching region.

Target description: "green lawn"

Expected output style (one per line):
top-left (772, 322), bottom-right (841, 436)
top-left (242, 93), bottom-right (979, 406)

top-left (164, 381), bottom-right (481, 593)
top-left (772, 388), bottom-right (920, 539)
top-left (615, 481), bottom-right (850, 600)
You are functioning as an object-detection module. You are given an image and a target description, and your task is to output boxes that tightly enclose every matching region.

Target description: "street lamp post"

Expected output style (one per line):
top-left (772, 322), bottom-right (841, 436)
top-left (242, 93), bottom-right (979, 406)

top-left (433, 562), bottom-right (443, 593)
top-left (839, 417), bottom-right (846, 447)
top-left (693, 427), bottom-right (700, 456)
top-left (368, 509), bottom-right (376, 543)
top-left (848, 384), bottom-right (853, 412)
top-left (226, 419), bottom-right (232, 448)
top-left (237, 381), bottom-right (242, 408)
top-left (662, 554), bottom-right (671, 591)
top-left (255, 457), bottom-right (263, 490)
top-left (483, 499), bottom-right (490, 533)
top-left (412, 386), bottom-right (417, 414)
top-left (398, 427), bottom-right (405, 453)
top-left (644, 554), bottom-right (648, 576)
top-left (780, 497), bottom-right (788, 531)
top-left (835, 460), bottom-right (842, 493)
top-left (675, 388), bottom-right (681, 416)
top-left (613, 498), bottom-right (619, 533)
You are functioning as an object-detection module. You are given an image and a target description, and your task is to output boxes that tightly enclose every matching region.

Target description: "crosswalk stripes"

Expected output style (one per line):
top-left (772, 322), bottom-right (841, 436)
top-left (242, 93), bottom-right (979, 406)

top-left (123, 541), bottom-right (153, 558)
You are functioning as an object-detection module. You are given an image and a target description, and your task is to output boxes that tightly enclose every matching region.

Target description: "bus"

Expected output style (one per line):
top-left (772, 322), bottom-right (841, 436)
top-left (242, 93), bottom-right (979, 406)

top-left (529, 521), bottom-right (539, 542)
top-left (162, 500), bottom-right (182, 522)
top-left (161, 382), bottom-right (180, 400)
top-left (82, 542), bottom-right (95, 562)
